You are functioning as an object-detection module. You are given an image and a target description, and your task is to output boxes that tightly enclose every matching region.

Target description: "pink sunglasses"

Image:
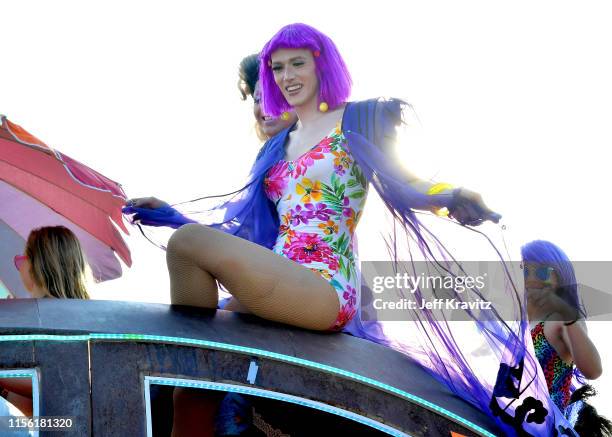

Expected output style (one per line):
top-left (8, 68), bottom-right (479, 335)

top-left (14, 255), bottom-right (28, 271)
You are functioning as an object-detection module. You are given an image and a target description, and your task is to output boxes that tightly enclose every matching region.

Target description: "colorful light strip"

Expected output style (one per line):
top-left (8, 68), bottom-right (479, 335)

top-left (0, 333), bottom-right (494, 437)
top-left (0, 372), bottom-right (33, 378)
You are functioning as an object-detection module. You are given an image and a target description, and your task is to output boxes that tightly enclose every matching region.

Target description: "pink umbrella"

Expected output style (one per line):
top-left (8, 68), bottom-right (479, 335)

top-left (0, 115), bottom-right (131, 297)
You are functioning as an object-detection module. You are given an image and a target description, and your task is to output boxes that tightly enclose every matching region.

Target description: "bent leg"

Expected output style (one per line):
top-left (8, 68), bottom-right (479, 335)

top-left (166, 224), bottom-right (340, 330)
top-left (166, 226), bottom-right (219, 308)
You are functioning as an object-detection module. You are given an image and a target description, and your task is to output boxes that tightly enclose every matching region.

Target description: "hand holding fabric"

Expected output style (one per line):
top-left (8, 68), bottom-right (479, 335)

top-left (122, 197), bottom-right (195, 229)
top-left (125, 197), bottom-right (170, 210)
top-left (448, 188), bottom-right (502, 226)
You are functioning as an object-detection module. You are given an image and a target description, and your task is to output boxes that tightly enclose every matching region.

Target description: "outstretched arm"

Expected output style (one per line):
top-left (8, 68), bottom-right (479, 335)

top-left (127, 196), bottom-right (170, 209)
top-left (401, 169), bottom-right (501, 226)
top-left (122, 197), bottom-right (196, 229)
top-left (371, 98), bottom-right (501, 226)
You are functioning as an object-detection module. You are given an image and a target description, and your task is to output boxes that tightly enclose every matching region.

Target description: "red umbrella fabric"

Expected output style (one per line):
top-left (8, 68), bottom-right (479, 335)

top-left (0, 115), bottom-right (131, 296)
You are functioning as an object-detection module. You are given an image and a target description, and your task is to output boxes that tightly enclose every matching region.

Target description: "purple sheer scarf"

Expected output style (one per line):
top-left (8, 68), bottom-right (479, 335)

top-left (123, 98), bottom-right (575, 436)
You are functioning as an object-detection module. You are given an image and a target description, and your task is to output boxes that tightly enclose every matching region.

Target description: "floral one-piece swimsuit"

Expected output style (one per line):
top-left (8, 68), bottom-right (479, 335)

top-left (263, 123), bottom-right (368, 330)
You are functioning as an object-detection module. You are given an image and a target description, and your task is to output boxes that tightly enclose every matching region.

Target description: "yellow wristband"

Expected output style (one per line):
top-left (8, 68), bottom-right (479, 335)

top-left (427, 183), bottom-right (453, 216)
top-left (427, 182), bottom-right (454, 195)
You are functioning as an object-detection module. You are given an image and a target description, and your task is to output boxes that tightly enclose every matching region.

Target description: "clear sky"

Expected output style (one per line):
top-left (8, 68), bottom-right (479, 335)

top-left (2, 0), bottom-right (611, 415)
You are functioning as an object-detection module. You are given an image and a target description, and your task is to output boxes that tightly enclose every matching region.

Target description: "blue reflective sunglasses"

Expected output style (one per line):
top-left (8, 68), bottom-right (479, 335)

top-left (523, 264), bottom-right (554, 282)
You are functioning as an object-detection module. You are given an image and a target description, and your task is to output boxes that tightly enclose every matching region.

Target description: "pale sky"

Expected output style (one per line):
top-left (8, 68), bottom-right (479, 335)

top-left (2, 0), bottom-right (611, 415)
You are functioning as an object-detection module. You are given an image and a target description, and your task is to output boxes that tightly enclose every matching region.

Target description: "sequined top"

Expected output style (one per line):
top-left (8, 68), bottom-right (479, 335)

top-left (531, 322), bottom-right (574, 411)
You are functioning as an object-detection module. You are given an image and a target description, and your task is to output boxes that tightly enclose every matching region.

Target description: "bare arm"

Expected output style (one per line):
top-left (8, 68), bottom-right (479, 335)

top-left (563, 321), bottom-right (603, 379)
top-left (401, 169), bottom-right (501, 225)
top-left (126, 196), bottom-right (170, 209)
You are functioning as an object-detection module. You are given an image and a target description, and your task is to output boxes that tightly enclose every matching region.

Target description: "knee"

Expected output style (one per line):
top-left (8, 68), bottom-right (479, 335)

top-left (167, 223), bottom-right (209, 258)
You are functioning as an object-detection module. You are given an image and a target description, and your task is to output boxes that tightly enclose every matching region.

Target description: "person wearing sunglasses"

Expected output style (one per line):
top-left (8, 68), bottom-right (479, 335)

top-left (522, 240), bottom-right (610, 435)
top-left (14, 226), bottom-right (90, 299)
top-left (2, 226), bottom-right (90, 417)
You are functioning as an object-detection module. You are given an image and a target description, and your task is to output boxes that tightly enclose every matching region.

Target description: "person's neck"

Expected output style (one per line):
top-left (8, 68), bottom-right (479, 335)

top-left (294, 99), bottom-right (325, 129)
top-left (32, 284), bottom-right (52, 298)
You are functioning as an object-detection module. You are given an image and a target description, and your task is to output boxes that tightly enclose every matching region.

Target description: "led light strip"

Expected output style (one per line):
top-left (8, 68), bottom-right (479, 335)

top-left (0, 333), bottom-right (494, 437)
top-left (145, 377), bottom-right (410, 436)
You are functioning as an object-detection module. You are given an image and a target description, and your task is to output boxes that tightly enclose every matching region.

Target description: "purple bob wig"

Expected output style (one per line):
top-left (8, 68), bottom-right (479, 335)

top-left (521, 240), bottom-right (586, 318)
top-left (259, 23), bottom-right (352, 117)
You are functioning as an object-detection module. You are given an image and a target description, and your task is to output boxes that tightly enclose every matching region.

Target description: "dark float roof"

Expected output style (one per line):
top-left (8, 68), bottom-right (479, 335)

top-left (0, 299), bottom-right (501, 436)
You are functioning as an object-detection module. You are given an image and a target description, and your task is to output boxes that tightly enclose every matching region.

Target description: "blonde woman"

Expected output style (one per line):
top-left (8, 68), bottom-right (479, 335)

top-left (1, 226), bottom-right (91, 416)
top-left (14, 226), bottom-right (90, 299)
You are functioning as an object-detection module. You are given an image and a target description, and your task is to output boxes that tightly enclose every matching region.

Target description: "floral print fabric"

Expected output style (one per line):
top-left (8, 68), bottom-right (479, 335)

top-left (263, 123), bottom-right (368, 330)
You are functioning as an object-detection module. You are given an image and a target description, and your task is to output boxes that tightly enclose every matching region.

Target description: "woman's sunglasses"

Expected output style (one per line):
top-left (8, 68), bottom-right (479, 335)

top-left (14, 255), bottom-right (27, 271)
top-left (522, 264), bottom-right (554, 282)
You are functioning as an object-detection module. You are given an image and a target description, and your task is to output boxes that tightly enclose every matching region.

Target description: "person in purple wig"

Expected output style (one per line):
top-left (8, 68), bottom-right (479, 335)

top-left (155, 22), bottom-right (499, 330)
top-left (124, 23), bottom-right (582, 436)
top-left (522, 240), bottom-right (608, 435)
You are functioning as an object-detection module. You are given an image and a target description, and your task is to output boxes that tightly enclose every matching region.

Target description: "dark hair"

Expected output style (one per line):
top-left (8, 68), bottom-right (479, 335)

top-left (237, 53), bottom-right (260, 100)
top-left (569, 385), bottom-right (612, 437)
